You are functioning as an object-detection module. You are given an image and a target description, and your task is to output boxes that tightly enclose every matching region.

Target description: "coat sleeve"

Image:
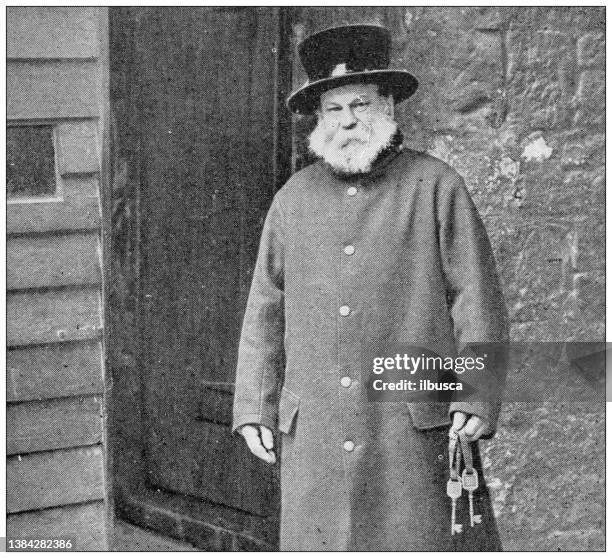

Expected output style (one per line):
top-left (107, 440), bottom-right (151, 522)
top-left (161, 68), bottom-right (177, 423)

top-left (437, 169), bottom-right (509, 438)
top-left (232, 195), bottom-right (285, 434)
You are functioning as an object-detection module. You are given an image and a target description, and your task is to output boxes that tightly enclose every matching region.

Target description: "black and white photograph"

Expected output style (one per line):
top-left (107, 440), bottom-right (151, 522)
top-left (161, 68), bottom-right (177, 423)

top-left (4, 4), bottom-right (606, 552)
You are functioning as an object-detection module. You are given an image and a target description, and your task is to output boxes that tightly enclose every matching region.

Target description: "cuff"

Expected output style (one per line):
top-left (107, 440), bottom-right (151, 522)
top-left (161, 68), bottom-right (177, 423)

top-left (232, 412), bottom-right (277, 435)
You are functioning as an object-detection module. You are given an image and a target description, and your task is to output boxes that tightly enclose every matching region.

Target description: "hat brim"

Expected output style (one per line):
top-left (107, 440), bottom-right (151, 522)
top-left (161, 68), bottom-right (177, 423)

top-left (286, 70), bottom-right (418, 115)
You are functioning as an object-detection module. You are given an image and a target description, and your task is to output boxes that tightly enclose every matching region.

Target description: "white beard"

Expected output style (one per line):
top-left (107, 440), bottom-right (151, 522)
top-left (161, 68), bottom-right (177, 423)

top-left (308, 113), bottom-right (398, 176)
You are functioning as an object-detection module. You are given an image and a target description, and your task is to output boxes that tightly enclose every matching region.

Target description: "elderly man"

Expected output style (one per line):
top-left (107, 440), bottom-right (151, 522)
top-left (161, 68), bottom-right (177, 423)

top-left (232, 25), bottom-right (508, 551)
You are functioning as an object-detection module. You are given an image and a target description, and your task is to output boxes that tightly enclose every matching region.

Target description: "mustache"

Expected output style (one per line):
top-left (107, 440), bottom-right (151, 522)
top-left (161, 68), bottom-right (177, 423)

top-left (338, 137), bottom-right (367, 148)
top-left (329, 127), bottom-right (372, 148)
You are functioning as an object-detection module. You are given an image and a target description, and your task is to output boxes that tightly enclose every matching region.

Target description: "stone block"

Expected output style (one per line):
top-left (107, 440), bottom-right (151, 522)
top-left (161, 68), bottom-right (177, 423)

top-left (511, 6), bottom-right (604, 33)
top-left (509, 157), bottom-right (601, 222)
top-left (575, 269), bottom-right (604, 315)
top-left (577, 32), bottom-right (605, 68)
top-left (562, 170), bottom-right (605, 210)
top-left (560, 133), bottom-right (604, 169)
top-left (529, 30), bottom-right (572, 69)
top-left (398, 6), bottom-right (505, 134)
top-left (472, 6), bottom-right (505, 31)
top-left (575, 70), bottom-right (605, 106)
top-left (490, 218), bottom-right (597, 323)
top-left (510, 319), bottom-right (566, 342)
top-left (572, 107), bottom-right (604, 130)
top-left (507, 34), bottom-right (577, 131)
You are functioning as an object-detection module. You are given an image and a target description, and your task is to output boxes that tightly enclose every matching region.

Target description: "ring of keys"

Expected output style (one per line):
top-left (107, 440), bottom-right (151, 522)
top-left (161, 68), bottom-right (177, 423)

top-left (447, 430), bottom-right (482, 535)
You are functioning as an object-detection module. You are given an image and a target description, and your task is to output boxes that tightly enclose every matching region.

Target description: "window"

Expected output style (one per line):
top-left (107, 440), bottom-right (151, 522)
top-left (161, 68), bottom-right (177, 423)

top-left (7, 125), bottom-right (57, 199)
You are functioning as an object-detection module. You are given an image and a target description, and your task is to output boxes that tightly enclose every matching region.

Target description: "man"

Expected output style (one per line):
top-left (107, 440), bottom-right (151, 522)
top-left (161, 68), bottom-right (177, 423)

top-left (232, 25), bottom-right (508, 551)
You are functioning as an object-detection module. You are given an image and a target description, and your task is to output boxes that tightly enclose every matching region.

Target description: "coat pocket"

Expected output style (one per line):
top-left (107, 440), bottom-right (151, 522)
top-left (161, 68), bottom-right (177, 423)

top-left (406, 402), bottom-right (452, 429)
top-left (277, 386), bottom-right (300, 435)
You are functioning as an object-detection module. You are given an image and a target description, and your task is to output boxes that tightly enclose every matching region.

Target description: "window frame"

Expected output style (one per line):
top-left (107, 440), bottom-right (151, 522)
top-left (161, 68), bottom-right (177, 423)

top-left (7, 120), bottom-right (64, 204)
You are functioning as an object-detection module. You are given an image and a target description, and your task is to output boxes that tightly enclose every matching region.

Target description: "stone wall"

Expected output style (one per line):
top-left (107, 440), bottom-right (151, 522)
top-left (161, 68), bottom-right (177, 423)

top-left (397, 6), bottom-right (605, 342)
top-left (292, 6), bottom-right (604, 551)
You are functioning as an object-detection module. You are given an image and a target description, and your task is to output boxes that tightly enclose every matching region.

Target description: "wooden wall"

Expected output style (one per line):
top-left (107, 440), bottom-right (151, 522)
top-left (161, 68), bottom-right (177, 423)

top-left (6, 7), bottom-right (109, 550)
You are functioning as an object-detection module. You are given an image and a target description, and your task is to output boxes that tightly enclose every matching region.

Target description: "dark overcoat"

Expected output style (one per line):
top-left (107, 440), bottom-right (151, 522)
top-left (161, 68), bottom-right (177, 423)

top-left (232, 148), bottom-right (509, 550)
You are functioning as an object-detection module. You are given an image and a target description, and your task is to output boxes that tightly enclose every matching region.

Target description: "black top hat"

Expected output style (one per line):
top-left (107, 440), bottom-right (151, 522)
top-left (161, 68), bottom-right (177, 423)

top-left (287, 24), bottom-right (418, 115)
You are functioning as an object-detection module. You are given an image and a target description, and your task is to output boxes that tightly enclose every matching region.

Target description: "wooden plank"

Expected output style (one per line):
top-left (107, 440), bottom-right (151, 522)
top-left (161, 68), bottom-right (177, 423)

top-left (7, 232), bottom-right (101, 290)
top-left (7, 288), bottom-right (102, 347)
top-left (8, 61), bottom-right (99, 120)
top-left (8, 501), bottom-right (107, 551)
top-left (7, 7), bottom-right (99, 60)
top-left (7, 396), bottom-right (103, 455)
top-left (7, 341), bottom-right (103, 402)
top-left (7, 446), bottom-right (104, 513)
top-left (62, 175), bottom-right (99, 198)
top-left (57, 121), bottom-right (100, 175)
top-left (7, 191), bottom-right (100, 235)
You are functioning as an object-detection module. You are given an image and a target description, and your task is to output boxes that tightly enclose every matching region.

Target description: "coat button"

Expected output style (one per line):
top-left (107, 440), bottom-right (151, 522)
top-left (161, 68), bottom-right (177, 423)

top-left (343, 245), bottom-right (355, 255)
top-left (339, 305), bottom-right (351, 316)
top-left (340, 376), bottom-right (352, 387)
top-left (343, 440), bottom-right (355, 452)
top-left (346, 186), bottom-right (357, 196)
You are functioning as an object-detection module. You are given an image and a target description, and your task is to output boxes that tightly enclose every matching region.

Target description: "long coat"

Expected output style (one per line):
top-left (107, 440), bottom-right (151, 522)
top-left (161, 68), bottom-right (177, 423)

top-left (232, 148), bottom-right (509, 550)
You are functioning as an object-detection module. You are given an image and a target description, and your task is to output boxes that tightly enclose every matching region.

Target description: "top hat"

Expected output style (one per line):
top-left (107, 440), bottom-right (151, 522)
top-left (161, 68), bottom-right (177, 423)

top-left (286, 24), bottom-right (418, 115)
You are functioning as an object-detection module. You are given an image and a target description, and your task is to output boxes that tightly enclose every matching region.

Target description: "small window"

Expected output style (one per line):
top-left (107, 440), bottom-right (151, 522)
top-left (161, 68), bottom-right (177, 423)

top-left (7, 125), bottom-right (57, 199)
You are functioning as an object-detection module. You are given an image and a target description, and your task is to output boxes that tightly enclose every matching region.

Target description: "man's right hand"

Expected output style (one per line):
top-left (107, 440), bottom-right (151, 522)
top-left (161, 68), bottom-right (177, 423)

top-left (238, 424), bottom-right (276, 464)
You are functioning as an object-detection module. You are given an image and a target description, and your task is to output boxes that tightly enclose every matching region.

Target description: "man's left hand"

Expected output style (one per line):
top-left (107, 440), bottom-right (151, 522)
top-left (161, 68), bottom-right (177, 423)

top-left (450, 411), bottom-right (489, 442)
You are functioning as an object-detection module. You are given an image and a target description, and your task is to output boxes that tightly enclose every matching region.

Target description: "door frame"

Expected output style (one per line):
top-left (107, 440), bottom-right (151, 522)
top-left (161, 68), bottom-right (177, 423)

top-left (102, 7), bottom-right (294, 550)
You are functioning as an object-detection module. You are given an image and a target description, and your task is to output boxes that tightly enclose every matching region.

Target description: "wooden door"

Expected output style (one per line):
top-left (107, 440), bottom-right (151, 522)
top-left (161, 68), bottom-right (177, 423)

top-left (111, 7), bottom-right (292, 520)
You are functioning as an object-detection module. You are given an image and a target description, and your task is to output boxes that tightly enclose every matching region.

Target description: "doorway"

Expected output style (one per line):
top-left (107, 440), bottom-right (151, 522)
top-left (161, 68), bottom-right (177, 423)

top-left (108, 7), bottom-right (292, 549)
